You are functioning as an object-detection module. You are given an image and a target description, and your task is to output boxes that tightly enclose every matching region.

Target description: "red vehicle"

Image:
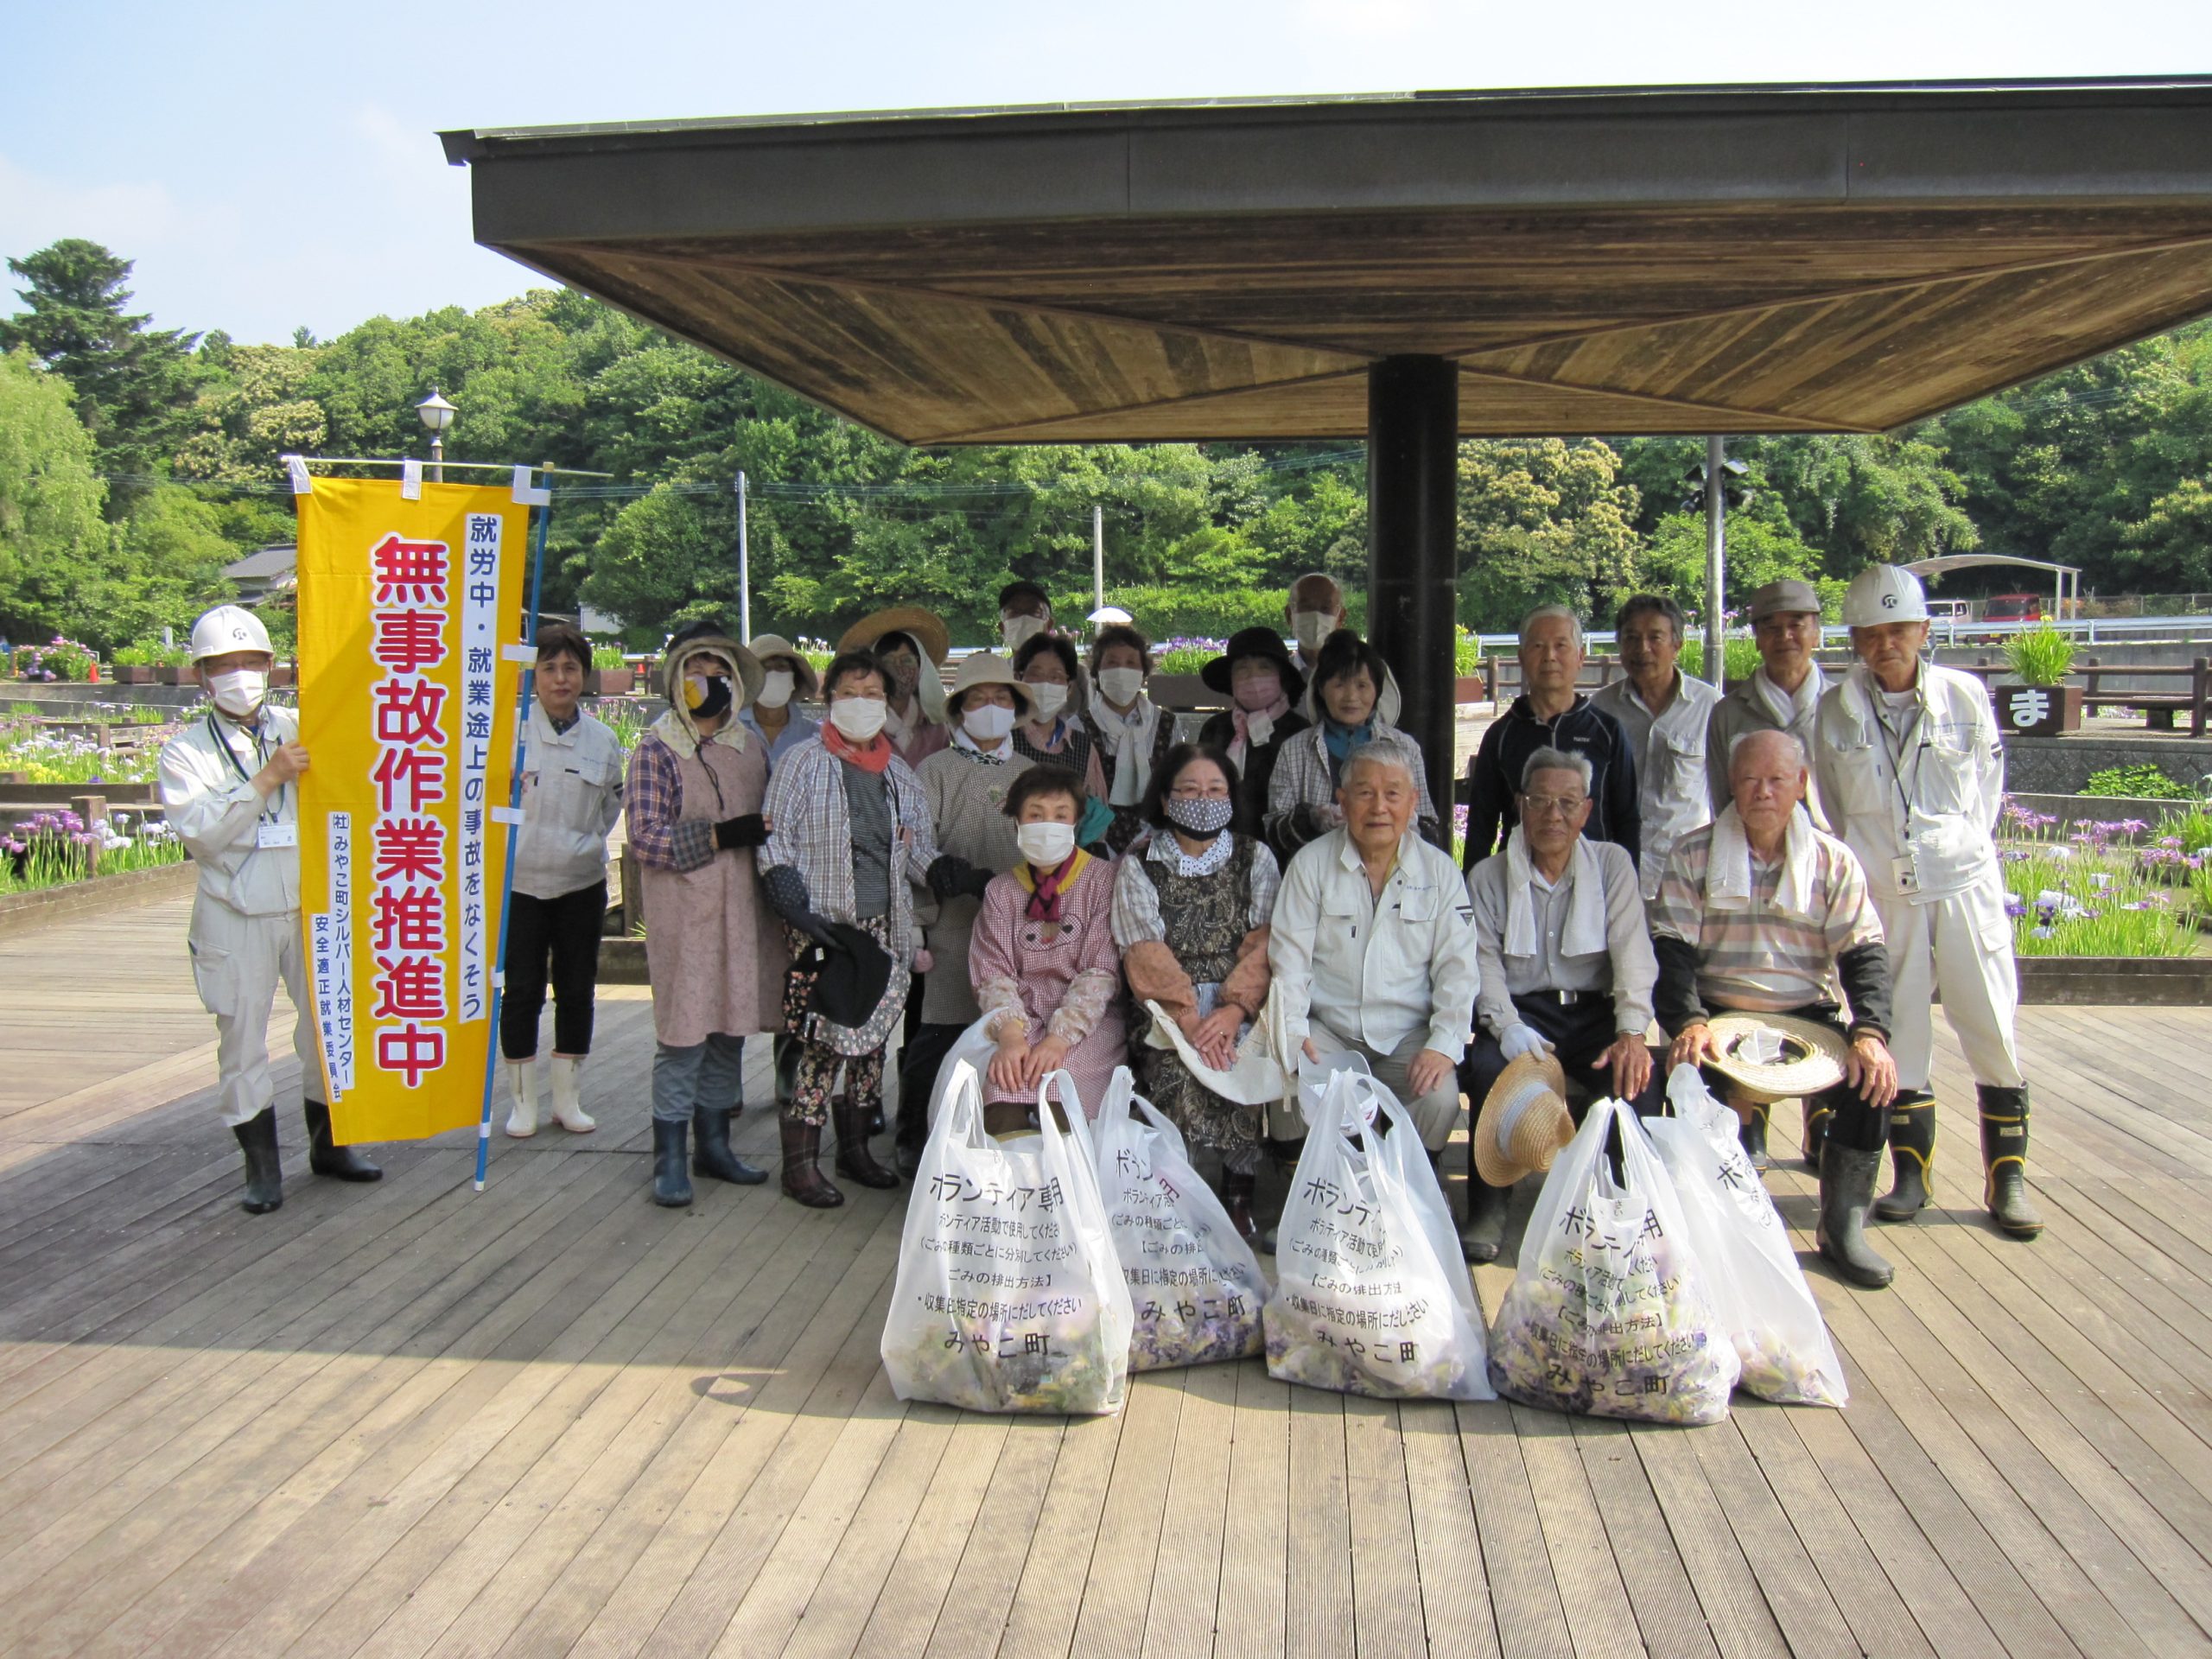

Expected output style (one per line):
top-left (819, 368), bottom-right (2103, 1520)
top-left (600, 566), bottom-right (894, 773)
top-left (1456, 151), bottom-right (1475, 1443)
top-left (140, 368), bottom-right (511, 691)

top-left (1982, 593), bottom-right (2047, 624)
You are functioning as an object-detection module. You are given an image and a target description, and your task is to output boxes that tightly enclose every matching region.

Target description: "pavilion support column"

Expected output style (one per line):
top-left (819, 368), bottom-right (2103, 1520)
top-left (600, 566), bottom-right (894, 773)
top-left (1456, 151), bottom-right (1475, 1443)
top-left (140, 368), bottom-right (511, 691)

top-left (1366, 355), bottom-right (1460, 819)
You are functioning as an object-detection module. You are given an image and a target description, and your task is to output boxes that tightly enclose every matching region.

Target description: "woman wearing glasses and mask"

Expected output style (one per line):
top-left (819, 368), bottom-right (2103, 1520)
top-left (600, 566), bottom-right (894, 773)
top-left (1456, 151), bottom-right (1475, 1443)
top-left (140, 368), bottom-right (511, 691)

top-left (1110, 744), bottom-right (1280, 1241)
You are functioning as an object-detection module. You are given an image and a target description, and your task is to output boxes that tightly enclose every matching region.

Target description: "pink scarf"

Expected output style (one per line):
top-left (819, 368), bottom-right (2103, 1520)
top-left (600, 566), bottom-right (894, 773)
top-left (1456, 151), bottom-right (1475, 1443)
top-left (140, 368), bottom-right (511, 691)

top-left (1229, 690), bottom-right (1292, 765)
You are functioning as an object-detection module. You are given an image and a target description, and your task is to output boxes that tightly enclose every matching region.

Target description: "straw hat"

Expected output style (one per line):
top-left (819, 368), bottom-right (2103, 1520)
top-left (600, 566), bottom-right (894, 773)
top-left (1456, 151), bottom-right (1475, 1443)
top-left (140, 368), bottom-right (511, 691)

top-left (1474, 1049), bottom-right (1574, 1188)
top-left (1703, 1012), bottom-right (1849, 1105)
top-left (944, 652), bottom-right (1033, 722)
top-left (745, 632), bottom-right (820, 700)
top-left (839, 606), bottom-right (950, 665)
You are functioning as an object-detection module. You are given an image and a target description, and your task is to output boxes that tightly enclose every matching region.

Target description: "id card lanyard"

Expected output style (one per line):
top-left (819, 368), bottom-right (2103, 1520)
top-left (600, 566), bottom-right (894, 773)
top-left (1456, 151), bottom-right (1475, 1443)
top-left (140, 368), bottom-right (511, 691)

top-left (208, 712), bottom-right (294, 848)
top-left (1872, 688), bottom-right (1927, 892)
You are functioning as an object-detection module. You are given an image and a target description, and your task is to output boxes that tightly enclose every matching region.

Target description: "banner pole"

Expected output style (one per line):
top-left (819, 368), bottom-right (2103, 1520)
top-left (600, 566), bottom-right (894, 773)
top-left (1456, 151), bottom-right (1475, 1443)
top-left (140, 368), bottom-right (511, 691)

top-left (474, 480), bottom-right (551, 1191)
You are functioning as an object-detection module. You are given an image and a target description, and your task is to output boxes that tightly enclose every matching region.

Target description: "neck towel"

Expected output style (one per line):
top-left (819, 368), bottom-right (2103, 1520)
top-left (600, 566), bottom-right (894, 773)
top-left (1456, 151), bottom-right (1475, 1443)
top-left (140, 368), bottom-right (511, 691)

top-left (823, 721), bottom-right (893, 773)
top-left (1707, 803), bottom-right (1819, 924)
top-left (1502, 825), bottom-right (1609, 961)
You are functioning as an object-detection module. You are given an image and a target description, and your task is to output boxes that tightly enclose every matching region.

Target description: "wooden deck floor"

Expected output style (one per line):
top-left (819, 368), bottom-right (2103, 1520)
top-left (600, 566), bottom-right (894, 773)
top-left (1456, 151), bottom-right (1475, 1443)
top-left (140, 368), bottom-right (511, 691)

top-left (4, 894), bottom-right (2212, 1658)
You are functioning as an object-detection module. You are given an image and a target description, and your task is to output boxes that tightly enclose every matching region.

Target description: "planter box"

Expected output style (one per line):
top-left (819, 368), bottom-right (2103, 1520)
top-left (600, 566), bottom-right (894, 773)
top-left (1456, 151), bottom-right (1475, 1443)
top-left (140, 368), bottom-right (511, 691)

top-left (154, 664), bottom-right (200, 687)
top-left (1995, 682), bottom-right (2082, 735)
top-left (597, 936), bottom-right (650, 985)
top-left (110, 665), bottom-right (157, 684)
top-left (585, 667), bottom-right (635, 696)
top-left (272, 664), bottom-right (296, 689)
top-left (2015, 954), bottom-right (2212, 1005)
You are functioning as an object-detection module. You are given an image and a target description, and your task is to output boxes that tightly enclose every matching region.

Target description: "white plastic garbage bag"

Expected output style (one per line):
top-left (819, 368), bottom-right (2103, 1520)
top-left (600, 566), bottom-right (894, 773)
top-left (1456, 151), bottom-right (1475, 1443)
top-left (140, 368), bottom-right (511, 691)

top-left (1263, 1068), bottom-right (1493, 1401)
top-left (881, 1061), bottom-right (1135, 1414)
top-left (1645, 1065), bottom-right (1848, 1407)
top-left (924, 1015), bottom-right (1001, 1128)
top-left (1090, 1066), bottom-right (1270, 1370)
top-left (1488, 1097), bottom-right (1740, 1424)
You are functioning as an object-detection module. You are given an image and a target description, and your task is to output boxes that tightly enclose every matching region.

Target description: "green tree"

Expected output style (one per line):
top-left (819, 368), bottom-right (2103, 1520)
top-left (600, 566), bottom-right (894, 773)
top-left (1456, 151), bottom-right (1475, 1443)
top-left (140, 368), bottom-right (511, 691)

top-left (0, 239), bottom-right (206, 487)
top-left (1454, 439), bottom-right (1642, 629)
top-left (0, 350), bottom-right (111, 644)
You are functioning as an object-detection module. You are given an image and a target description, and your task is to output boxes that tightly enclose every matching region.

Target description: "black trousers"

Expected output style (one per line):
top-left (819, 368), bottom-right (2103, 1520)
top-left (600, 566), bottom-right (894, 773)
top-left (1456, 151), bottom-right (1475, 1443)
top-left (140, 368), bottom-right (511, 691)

top-left (897, 1019), bottom-right (964, 1151)
top-left (1700, 1001), bottom-right (1891, 1153)
top-left (500, 880), bottom-right (607, 1060)
top-left (1462, 991), bottom-right (1666, 1140)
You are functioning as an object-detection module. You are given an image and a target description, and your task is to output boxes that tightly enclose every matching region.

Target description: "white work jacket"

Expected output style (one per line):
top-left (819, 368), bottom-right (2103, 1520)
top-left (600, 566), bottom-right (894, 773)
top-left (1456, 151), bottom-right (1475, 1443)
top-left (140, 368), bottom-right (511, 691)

top-left (1592, 671), bottom-right (1721, 899)
top-left (1267, 828), bottom-right (1481, 1063)
top-left (158, 705), bottom-right (301, 918)
top-left (1814, 662), bottom-right (2004, 906)
top-left (514, 705), bottom-right (626, 900)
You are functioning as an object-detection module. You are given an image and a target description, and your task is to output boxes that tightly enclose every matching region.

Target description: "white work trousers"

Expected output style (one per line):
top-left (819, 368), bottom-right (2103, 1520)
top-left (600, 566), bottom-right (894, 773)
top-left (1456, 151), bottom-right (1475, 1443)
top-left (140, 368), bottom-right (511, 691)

top-left (1880, 874), bottom-right (2024, 1095)
top-left (188, 893), bottom-right (321, 1128)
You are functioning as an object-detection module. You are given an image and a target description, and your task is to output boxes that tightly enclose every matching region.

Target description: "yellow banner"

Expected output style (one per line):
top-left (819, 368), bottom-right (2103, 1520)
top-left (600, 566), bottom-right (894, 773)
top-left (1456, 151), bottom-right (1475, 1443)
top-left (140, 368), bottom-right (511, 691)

top-left (296, 477), bottom-right (530, 1143)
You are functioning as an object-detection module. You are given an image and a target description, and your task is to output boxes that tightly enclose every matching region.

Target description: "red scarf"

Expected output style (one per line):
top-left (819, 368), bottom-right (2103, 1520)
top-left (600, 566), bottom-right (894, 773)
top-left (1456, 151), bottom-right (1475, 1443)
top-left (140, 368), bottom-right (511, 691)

top-left (823, 721), bottom-right (893, 773)
top-left (1020, 849), bottom-right (1088, 922)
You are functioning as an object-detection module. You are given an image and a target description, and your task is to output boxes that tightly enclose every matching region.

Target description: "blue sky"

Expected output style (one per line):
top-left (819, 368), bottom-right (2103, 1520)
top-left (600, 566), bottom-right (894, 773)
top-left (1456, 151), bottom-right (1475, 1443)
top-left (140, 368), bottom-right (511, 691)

top-left (5, 0), bottom-right (2210, 345)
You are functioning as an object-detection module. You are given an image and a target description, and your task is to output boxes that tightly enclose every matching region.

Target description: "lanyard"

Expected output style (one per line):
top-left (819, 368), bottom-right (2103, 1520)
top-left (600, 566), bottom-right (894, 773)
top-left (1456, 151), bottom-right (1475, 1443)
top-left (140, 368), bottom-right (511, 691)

top-left (1870, 692), bottom-right (1924, 829)
top-left (209, 713), bottom-right (281, 823)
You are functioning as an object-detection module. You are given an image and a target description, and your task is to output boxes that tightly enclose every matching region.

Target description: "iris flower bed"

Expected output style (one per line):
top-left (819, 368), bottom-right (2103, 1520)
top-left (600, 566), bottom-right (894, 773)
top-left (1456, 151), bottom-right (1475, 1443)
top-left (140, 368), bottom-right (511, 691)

top-left (1998, 800), bottom-right (2205, 957)
top-left (0, 725), bottom-right (165, 786)
top-left (1, 809), bottom-right (185, 895)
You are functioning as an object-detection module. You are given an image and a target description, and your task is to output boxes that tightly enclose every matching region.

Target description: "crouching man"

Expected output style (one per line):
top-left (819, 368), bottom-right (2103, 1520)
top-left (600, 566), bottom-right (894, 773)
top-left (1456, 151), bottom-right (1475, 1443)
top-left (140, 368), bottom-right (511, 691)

top-left (1650, 729), bottom-right (1900, 1287)
top-left (159, 605), bottom-right (380, 1213)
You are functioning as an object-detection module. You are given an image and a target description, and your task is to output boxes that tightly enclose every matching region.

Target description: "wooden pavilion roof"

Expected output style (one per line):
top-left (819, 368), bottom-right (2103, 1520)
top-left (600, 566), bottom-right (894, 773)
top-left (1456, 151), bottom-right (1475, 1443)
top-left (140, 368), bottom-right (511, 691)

top-left (442, 80), bottom-right (2212, 443)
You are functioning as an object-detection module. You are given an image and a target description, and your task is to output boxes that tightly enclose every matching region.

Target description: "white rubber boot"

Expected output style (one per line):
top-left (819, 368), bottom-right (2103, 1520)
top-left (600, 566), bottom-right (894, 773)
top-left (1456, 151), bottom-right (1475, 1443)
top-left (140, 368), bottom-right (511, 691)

top-left (505, 1057), bottom-right (540, 1138)
top-left (548, 1054), bottom-right (597, 1134)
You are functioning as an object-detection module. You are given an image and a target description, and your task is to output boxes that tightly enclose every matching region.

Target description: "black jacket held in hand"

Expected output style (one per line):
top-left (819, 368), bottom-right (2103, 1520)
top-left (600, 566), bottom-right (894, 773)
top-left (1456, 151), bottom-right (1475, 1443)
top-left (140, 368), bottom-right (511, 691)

top-left (1463, 694), bottom-right (1640, 874)
top-left (1652, 935), bottom-right (1895, 1046)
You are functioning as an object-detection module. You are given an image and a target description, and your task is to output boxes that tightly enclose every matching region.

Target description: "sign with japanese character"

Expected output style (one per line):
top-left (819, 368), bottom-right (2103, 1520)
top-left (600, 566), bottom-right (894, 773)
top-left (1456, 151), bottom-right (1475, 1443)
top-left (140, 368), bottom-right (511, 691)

top-left (295, 479), bottom-right (526, 1142)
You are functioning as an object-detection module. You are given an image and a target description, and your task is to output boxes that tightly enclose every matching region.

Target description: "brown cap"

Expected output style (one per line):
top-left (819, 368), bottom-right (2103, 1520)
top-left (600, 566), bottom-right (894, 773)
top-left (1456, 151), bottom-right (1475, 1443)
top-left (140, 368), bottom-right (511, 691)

top-left (1747, 579), bottom-right (1821, 622)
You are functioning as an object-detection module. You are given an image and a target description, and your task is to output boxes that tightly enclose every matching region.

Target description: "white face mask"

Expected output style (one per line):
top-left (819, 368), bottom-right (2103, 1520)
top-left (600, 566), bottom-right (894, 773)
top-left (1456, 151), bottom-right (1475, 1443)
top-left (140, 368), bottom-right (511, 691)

top-left (963, 701), bottom-right (1016, 742)
top-left (1025, 681), bottom-right (1068, 721)
top-left (829, 696), bottom-right (888, 741)
top-left (1001, 613), bottom-right (1047, 653)
top-left (1016, 821), bottom-right (1077, 868)
top-left (1291, 610), bottom-right (1336, 653)
top-left (1097, 666), bottom-right (1145, 706)
top-left (207, 668), bottom-right (268, 718)
top-left (755, 670), bottom-right (795, 709)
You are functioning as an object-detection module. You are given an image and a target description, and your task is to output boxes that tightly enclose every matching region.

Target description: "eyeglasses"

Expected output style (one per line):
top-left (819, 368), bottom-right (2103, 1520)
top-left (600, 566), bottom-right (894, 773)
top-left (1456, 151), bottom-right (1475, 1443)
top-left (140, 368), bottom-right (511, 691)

top-left (1522, 794), bottom-right (1587, 818)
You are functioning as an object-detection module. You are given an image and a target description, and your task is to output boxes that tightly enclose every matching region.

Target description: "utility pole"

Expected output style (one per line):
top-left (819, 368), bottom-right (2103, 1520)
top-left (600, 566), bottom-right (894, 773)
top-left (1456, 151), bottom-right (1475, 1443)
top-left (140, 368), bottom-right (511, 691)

top-left (1705, 435), bottom-right (1726, 686)
top-left (1092, 503), bottom-right (1105, 615)
top-left (735, 471), bottom-right (752, 644)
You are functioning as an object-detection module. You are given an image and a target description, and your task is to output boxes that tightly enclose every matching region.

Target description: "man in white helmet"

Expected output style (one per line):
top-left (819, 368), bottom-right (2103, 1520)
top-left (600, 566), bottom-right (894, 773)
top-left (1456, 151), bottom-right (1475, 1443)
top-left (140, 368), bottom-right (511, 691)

top-left (159, 604), bottom-right (381, 1213)
top-left (1813, 566), bottom-right (2038, 1240)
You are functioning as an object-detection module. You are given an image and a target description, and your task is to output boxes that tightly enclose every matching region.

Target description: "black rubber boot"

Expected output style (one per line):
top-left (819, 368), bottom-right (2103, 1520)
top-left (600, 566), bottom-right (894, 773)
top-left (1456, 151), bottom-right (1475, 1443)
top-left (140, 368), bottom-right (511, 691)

top-left (781, 1116), bottom-right (845, 1208)
top-left (233, 1107), bottom-right (283, 1215)
top-left (652, 1118), bottom-right (694, 1207)
top-left (302, 1099), bottom-right (381, 1181)
top-left (833, 1098), bottom-right (899, 1190)
top-left (1817, 1141), bottom-right (1895, 1289)
top-left (1978, 1084), bottom-right (2044, 1239)
top-left (1738, 1103), bottom-right (1770, 1172)
top-left (1874, 1091), bottom-right (1935, 1223)
top-left (1460, 1175), bottom-right (1509, 1264)
top-left (1802, 1096), bottom-right (1830, 1172)
top-left (692, 1106), bottom-right (768, 1185)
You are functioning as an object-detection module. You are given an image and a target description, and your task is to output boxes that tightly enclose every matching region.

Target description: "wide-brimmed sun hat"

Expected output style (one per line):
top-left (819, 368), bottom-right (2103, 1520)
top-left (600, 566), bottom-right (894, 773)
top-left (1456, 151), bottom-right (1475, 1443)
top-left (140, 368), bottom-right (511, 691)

top-left (944, 652), bottom-right (1033, 722)
top-left (1200, 626), bottom-right (1306, 702)
top-left (662, 622), bottom-right (764, 709)
top-left (1703, 1012), bottom-right (1849, 1105)
top-left (1475, 1048), bottom-right (1575, 1188)
top-left (839, 606), bottom-right (950, 665)
top-left (745, 632), bottom-right (820, 700)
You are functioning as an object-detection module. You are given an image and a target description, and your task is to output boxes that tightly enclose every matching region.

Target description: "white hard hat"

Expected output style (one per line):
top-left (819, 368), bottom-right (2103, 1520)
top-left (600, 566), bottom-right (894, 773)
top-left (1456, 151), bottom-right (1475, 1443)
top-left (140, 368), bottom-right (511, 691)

top-left (188, 605), bottom-right (273, 662)
top-left (1842, 565), bottom-right (1929, 627)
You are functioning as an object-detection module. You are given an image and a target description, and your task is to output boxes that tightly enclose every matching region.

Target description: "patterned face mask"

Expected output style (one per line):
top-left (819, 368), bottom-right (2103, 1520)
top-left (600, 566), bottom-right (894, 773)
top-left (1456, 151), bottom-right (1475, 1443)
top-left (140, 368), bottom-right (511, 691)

top-left (1163, 796), bottom-right (1234, 836)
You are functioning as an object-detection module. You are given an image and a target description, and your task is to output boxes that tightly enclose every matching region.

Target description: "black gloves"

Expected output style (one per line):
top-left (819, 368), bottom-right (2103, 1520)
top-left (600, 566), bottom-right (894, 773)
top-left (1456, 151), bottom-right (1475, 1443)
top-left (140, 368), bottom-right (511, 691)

top-left (713, 813), bottom-right (768, 851)
top-left (761, 863), bottom-right (836, 945)
top-left (925, 854), bottom-right (993, 901)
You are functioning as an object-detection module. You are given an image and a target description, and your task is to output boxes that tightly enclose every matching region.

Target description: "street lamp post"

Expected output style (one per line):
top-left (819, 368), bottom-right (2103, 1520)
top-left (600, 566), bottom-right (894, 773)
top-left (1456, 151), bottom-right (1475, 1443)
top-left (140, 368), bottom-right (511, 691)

top-left (416, 387), bottom-right (457, 481)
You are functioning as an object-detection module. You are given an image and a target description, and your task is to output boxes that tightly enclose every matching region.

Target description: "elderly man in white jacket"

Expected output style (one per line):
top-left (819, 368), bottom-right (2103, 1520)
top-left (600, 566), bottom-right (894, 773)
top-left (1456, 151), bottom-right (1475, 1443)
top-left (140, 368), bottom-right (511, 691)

top-left (1268, 745), bottom-right (1481, 1163)
top-left (159, 605), bottom-right (381, 1214)
top-left (1815, 566), bottom-right (2038, 1239)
